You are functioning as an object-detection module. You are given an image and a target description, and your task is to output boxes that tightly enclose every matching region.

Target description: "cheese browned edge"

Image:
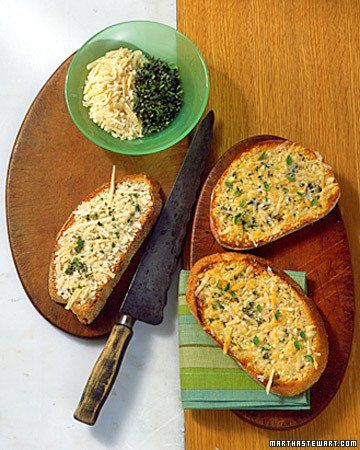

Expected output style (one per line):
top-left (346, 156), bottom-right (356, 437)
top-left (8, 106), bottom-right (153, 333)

top-left (48, 173), bottom-right (162, 325)
top-left (186, 252), bottom-right (329, 397)
top-left (210, 139), bottom-right (341, 250)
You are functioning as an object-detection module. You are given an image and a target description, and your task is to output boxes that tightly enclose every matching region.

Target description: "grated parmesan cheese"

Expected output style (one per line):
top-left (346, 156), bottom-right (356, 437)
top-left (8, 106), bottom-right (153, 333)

top-left (83, 47), bottom-right (147, 140)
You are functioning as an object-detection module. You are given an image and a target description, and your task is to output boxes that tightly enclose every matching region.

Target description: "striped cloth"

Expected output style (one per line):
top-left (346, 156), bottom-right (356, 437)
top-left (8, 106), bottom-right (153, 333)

top-left (178, 269), bottom-right (310, 410)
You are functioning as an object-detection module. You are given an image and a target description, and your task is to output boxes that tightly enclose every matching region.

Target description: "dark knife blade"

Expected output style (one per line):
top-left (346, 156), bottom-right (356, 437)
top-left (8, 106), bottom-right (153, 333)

top-left (120, 111), bottom-right (214, 324)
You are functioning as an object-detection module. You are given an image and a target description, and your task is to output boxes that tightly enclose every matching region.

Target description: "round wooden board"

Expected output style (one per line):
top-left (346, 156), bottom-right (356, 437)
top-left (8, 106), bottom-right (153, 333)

top-left (187, 135), bottom-right (354, 430)
top-left (6, 55), bottom-right (188, 338)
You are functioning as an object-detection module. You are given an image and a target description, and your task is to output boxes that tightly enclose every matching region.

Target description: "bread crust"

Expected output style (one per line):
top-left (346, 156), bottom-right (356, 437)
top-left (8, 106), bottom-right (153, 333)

top-left (186, 252), bottom-right (329, 396)
top-left (49, 173), bottom-right (162, 324)
top-left (210, 140), bottom-right (341, 250)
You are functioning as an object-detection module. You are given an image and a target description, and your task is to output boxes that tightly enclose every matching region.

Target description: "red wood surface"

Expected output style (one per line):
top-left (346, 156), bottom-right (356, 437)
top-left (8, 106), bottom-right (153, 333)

top-left (6, 55), bottom-right (188, 338)
top-left (187, 136), bottom-right (354, 430)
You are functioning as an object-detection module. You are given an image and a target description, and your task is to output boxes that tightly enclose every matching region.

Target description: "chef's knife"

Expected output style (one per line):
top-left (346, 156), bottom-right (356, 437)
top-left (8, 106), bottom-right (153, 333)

top-left (74, 111), bottom-right (214, 425)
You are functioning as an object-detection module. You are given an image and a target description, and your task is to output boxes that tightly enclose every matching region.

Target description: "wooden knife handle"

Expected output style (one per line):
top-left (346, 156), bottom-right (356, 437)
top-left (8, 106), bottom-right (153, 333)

top-left (74, 319), bottom-right (134, 425)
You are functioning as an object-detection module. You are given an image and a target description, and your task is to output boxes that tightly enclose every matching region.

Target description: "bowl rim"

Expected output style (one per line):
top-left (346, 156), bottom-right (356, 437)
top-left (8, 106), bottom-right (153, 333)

top-left (64, 20), bottom-right (210, 155)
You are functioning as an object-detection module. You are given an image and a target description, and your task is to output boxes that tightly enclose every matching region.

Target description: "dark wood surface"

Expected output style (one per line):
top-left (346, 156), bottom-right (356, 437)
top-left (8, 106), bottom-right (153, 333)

top-left (186, 136), bottom-right (354, 430)
top-left (6, 55), bottom-right (188, 338)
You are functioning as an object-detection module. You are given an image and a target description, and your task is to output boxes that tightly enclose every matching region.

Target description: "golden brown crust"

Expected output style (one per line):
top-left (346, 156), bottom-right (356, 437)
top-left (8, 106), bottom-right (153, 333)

top-left (48, 173), bottom-right (162, 324)
top-left (210, 140), bottom-right (341, 250)
top-left (186, 252), bottom-right (329, 396)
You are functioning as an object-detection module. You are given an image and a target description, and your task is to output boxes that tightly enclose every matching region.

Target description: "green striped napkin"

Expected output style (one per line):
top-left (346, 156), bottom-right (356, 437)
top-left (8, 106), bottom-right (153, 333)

top-left (178, 269), bottom-right (310, 410)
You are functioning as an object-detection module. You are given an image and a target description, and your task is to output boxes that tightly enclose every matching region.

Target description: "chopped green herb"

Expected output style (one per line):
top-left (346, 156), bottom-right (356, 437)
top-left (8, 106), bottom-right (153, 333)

top-left (208, 318), bottom-right (215, 323)
top-left (239, 201), bottom-right (246, 207)
top-left (294, 339), bottom-right (301, 350)
top-left (222, 282), bottom-right (230, 292)
top-left (304, 354), bottom-right (314, 363)
top-left (215, 300), bottom-right (224, 309)
top-left (263, 181), bottom-right (270, 190)
top-left (234, 214), bottom-right (242, 224)
top-left (310, 197), bottom-right (318, 206)
top-left (252, 336), bottom-right (260, 345)
top-left (257, 304), bottom-right (263, 313)
top-left (234, 188), bottom-right (241, 197)
top-left (230, 290), bottom-right (237, 298)
top-left (74, 237), bottom-right (85, 253)
top-left (274, 310), bottom-right (281, 320)
top-left (287, 175), bottom-right (296, 182)
top-left (300, 330), bottom-right (307, 340)
top-left (134, 57), bottom-right (183, 135)
top-left (64, 257), bottom-right (87, 275)
top-left (286, 155), bottom-right (293, 165)
top-left (225, 180), bottom-right (233, 189)
top-left (259, 152), bottom-right (266, 160)
top-left (260, 345), bottom-right (270, 351)
top-left (111, 242), bottom-right (116, 248)
top-left (297, 191), bottom-right (304, 198)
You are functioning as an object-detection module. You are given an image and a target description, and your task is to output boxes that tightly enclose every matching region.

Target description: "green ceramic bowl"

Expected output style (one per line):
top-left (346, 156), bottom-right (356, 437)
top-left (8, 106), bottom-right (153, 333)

top-left (65, 21), bottom-right (209, 155)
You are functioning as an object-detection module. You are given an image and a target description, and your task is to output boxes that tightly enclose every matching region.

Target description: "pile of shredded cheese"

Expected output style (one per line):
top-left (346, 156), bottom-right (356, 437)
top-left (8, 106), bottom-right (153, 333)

top-left (54, 173), bottom-right (152, 310)
top-left (212, 141), bottom-right (339, 247)
top-left (83, 47), bottom-right (147, 140)
top-left (196, 260), bottom-right (320, 385)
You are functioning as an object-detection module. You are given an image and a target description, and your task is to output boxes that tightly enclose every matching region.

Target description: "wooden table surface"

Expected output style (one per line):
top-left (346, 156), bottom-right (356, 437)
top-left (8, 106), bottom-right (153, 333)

top-left (178, 1), bottom-right (360, 448)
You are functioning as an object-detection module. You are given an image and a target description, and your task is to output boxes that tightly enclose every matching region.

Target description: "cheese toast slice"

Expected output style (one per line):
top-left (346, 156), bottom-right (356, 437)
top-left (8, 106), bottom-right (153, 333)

top-left (210, 139), bottom-right (340, 250)
top-left (186, 252), bottom-right (328, 396)
top-left (49, 171), bottom-right (162, 324)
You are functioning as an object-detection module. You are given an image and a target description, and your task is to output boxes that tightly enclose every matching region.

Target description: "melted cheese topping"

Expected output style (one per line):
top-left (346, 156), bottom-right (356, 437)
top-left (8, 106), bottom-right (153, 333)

top-left (211, 141), bottom-right (339, 247)
top-left (54, 180), bottom-right (152, 309)
top-left (196, 261), bottom-right (320, 383)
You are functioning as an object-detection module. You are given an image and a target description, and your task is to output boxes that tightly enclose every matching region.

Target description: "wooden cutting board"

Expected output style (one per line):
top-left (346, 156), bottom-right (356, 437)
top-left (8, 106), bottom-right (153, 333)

top-left (178, 0), bottom-right (360, 445)
top-left (6, 55), bottom-right (188, 338)
top-left (187, 134), bottom-right (353, 430)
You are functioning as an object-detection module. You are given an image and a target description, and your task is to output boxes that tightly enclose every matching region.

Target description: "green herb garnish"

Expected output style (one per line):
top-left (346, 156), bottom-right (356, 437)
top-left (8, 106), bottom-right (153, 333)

top-left (297, 191), bottom-right (304, 198)
top-left (287, 175), bottom-right (296, 182)
top-left (74, 237), bottom-right (85, 253)
top-left (222, 282), bottom-right (230, 292)
top-left (259, 152), bottom-right (266, 160)
top-left (263, 181), bottom-right (270, 190)
top-left (234, 214), bottom-right (242, 224)
top-left (286, 155), bottom-right (293, 165)
top-left (234, 188), bottom-right (241, 197)
top-left (260, 345), bottom-right (270, 351)
top-left (134, 57), bottom-right (183, 134)
top-left (64, 257), bottom-right (87, 275)
top-left (304, 354), bottom-right (314, 363)
top-left (311, 197), bottom-right (318, 206)
top-left (294, 339), bottom-right (301, 350)
top-left (239, 201), bottom-right (246, 207)
top-left (275, 310), bottom-right (281, 320)
top-left (253, 336), bottom-right (260, 345)
top-left (225, 180), bottom-right (233, 189)
top-left (230, 290), bottom-right (237, 298)
top-left (300, 330), bottom-right (307, 340)
top-left (257, 304), bottom-right (263, 312)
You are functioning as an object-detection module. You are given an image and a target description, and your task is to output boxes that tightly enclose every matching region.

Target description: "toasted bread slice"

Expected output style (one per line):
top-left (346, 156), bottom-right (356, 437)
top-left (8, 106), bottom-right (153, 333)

top-left (210, 139), bottom-right (340, 250)
top-left (186, 252), bottom-right (328, 396)
top-left (49, 172), bottom-right (162, 324)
